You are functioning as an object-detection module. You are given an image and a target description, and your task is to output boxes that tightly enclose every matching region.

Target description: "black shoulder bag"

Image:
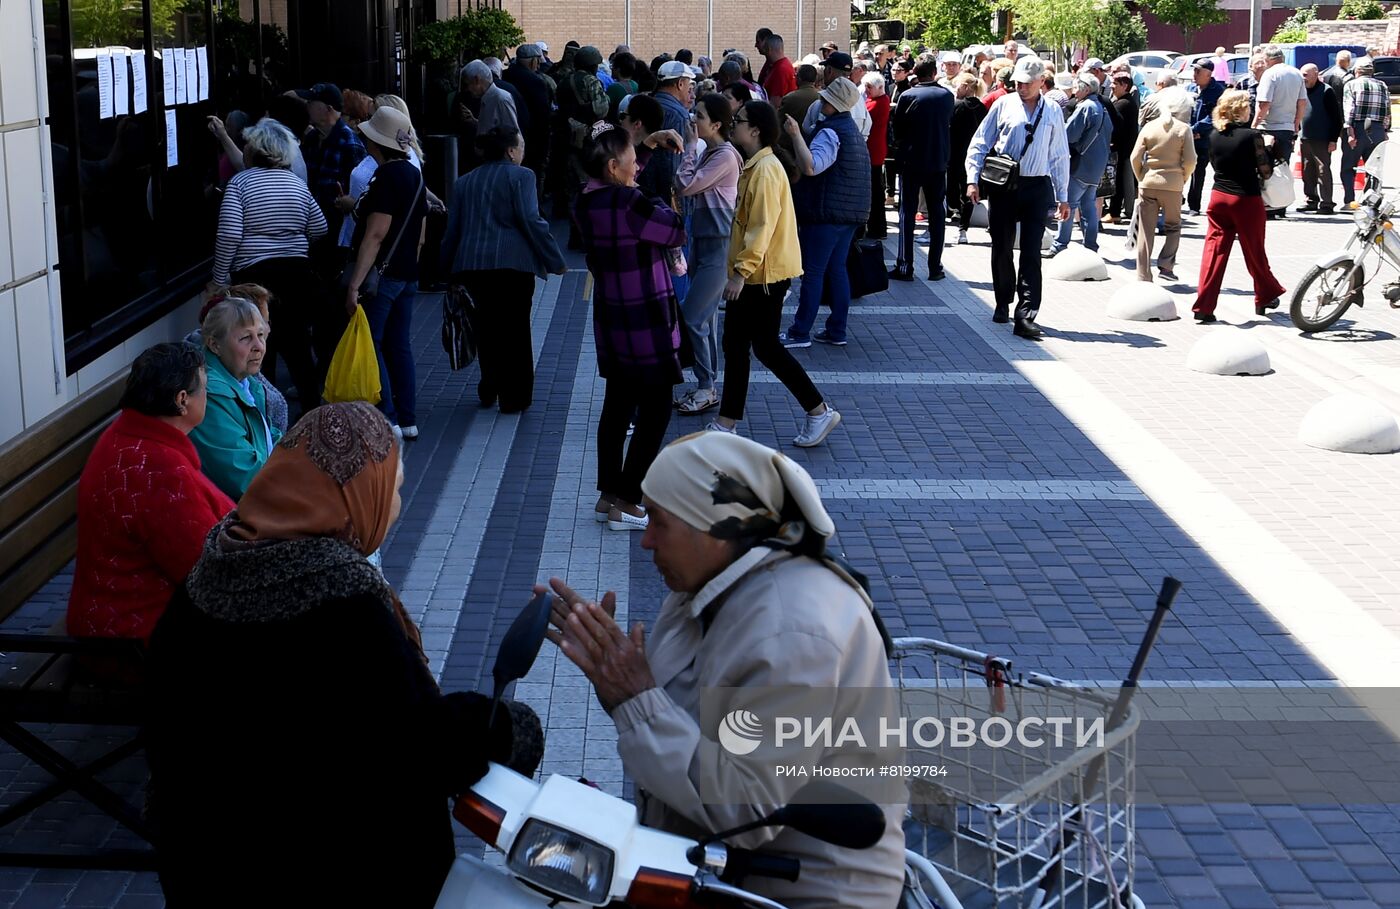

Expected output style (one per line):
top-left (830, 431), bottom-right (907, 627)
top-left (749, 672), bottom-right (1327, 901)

top-left (979, 101), bottom-right (1045, 196)
top-left (340, 165), bottom-right (425, 300)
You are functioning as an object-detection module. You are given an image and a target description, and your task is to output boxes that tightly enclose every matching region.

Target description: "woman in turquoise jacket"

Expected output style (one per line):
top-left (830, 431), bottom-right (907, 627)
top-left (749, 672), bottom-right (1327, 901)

top-left (190, 297), bottom-right (281, 500)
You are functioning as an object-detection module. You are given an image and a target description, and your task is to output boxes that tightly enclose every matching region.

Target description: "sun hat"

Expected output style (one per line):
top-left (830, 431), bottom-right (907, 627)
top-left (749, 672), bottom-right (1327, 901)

top-left (817, 76), bottom-right (860, 112)
top-left (357, 106), bottom-right (414, 152)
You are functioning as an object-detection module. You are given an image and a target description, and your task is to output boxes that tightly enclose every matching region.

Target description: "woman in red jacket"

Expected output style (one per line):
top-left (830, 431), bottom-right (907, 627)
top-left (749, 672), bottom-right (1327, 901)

top-left (863, 72), bottom-right (893, 238)
top-left (67, 342), bottom-right (235, 640)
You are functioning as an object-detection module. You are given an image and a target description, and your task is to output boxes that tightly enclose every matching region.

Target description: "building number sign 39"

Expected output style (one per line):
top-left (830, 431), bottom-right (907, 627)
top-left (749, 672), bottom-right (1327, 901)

top-left (824, 16), bottom-right (839, 30)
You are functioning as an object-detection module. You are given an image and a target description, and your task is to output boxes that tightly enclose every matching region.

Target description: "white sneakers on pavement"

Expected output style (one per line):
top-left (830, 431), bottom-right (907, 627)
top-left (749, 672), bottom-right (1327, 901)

top-left (607, 507), bottom-right (648, 532)
top-left (793, 408), bottom-right (842, 448)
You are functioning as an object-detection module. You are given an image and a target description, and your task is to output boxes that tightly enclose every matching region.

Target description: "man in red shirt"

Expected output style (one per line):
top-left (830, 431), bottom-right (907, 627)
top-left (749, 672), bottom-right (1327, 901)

top-left (762, 34), bottom-right (797, 104)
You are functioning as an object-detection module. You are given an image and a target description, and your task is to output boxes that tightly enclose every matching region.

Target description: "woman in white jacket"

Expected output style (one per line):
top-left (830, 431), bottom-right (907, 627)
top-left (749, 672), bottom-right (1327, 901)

top-left (542, 432), bottom-right (907, 909)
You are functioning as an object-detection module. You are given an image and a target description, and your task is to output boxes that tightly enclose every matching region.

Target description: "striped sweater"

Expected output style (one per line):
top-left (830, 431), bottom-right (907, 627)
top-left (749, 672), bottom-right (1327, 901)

top-left (214, 167), bottom-right (328, 284)
top-left (676, 140), bottom-right (742, 239)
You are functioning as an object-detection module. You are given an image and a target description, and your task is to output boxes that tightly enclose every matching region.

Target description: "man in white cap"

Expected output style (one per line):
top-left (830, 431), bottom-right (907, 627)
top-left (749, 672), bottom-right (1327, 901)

top-left (649, 60), bottom-right (696, 199)
top-left (1045, 71), bottom-right (1111, 259)
top-left (780, 77), bottom-right (871, 349)
top-left (966, 57), bottom-right (1071, 340)
top-left (938, 51), bottom-right (962, 90)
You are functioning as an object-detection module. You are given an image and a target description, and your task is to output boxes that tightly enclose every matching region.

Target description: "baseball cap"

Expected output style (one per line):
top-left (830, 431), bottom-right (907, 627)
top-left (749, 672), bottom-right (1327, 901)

top-left (1076, 72), bottom-right (1101, 93)
top-left (824, 51), bottom-right (854, 71)
top-left (536, 41), bottom-right (549, 53)
top-left (1084, 57), bottom-right (1106, 71)
top-left (1054, 72), bottom-right (1074, 90)
top-left (575, 45), bottom-right (603, 68)
top-left (295, 82), bottom-right (343, 110)
top-left (657, 60), bottom-right (692, 82)
top-left (516, 43), bottom-right (542, 59)
top-left (1356, 55), bottom-right (1375, 70)
top-left (894, 58), bottom-right (913, 72)
top-left (1011, 58), bottom-right (1045, 84)
top-left (817, 77), bottom-right (860, 112)
top-left (939, 51), bottom-right (960, 64)
top-left (1191, 59), bottom-right (1213, 72)
top-left (821, 41), bottom-right (840, 52)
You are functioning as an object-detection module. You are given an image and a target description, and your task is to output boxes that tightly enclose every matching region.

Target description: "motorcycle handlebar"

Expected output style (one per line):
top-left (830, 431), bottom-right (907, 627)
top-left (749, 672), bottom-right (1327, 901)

top-left (722, 847), bottom-right (801, 884)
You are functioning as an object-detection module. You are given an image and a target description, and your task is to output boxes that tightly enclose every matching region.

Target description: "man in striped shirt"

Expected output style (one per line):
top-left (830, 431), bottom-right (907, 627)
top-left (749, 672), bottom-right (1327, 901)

top-left (1341, 57), bottom-right (1391, 205)
top-left (966, 57), bottom-right (1071, 341)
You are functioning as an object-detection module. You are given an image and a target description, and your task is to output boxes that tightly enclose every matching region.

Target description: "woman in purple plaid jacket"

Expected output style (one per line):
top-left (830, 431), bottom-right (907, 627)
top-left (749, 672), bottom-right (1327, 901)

top-left (575, 126), bottom-right (688, 533)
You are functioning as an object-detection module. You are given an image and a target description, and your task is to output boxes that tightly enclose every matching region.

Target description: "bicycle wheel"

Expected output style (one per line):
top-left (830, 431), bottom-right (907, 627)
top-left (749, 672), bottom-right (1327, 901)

top-left (1290, 260), bottom-right (1363, 332)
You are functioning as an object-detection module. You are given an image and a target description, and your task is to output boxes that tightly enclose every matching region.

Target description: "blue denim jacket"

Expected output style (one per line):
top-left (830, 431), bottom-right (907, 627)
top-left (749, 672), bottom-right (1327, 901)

top-left (1066, 95), bottom-right (1112, 183)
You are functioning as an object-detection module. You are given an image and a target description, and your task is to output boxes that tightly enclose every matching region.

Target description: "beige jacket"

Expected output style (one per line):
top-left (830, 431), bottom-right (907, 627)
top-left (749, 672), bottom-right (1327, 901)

top-left (612, 549), bottom-right (907, 909)
top-left (1131, 117), bottom-right (1198, 193)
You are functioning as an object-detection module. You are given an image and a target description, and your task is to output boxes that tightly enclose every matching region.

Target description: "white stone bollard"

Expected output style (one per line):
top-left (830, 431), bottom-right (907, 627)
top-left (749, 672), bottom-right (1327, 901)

top-left (1186, 332), bottom-right (1272, 376)
top-left (1107, 283), bottom-right (1180, 322)
top-left (1299, 394), bottom-right (1400, 454)
top-left (1044, 243), bottom-right (1109, 281)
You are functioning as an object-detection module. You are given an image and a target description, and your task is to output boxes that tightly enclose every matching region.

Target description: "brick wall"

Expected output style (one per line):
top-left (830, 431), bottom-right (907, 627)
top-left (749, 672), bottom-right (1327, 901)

top-left (488, 0), bottom-right (846, 62)
top-left (1305, 15), bottom-right (1395, 54)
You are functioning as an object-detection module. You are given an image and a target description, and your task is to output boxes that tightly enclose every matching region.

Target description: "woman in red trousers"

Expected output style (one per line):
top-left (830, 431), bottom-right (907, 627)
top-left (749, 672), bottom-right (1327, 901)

top-left (1193, 90), bottom-right (1287, 323)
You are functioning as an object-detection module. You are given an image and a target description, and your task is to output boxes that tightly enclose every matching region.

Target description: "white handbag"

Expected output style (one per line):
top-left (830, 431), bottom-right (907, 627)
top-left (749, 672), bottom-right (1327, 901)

top-left (1261, 165), bottom-right (1296, 210)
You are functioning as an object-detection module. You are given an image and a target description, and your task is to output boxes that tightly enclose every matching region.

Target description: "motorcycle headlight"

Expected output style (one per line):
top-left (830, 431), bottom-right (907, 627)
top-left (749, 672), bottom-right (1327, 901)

top-left (507, 820), bottom-right (615, 904)
top-left (1355, 206), bottom-right (1375, 229)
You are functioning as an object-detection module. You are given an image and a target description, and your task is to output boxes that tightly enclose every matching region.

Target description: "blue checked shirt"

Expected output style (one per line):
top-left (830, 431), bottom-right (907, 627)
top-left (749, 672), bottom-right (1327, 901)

top-left (1342, 75), bottom-right (1391, 132)
top-left (965, 93), bottom-right (1071, 204)
top-left (302, 118), bottom-right (367, 221)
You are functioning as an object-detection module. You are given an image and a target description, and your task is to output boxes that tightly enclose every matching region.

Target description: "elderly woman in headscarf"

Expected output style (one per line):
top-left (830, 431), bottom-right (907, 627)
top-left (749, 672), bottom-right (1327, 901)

top-left (146, 402), bottom-right (541, 907)
top-left (542, 432), bottom-right (907, 909)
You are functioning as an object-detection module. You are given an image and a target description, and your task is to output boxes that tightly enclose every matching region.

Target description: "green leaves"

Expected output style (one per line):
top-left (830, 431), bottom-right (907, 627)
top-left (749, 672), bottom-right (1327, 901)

top-left (890, 0), bottom-right (997, 50)
top-left (1271, 5), bottom-right (1315, 43)
top-left (1339, 0), bottom-right (1385, 20)
top-left (412, 9), bottom-right (526, 68)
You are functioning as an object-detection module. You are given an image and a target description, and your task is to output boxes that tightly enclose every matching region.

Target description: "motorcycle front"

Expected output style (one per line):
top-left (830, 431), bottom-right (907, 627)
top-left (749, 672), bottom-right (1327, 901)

top-left (1291, 140), bottom-right (1400, 331)
top-left (433, 594), bottom-right (888, 909)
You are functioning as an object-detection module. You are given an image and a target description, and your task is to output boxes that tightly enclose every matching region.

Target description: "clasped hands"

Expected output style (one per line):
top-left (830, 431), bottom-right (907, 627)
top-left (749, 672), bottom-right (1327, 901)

top-left (539, 578), bottom-right (656, 712)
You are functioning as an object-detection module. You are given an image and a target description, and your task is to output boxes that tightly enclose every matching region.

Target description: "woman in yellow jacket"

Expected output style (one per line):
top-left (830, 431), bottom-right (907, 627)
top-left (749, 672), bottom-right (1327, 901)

top-left (709, 101), bottom-right (841, 448)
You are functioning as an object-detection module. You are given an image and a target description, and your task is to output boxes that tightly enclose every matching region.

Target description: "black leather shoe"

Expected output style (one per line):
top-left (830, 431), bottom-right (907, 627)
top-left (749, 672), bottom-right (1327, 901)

top-left (1193, 312), bottom-right (1217, 323)
top-left (1013, 318), bottom-right (1043, 340)
top-left (992, 305), bottom-right (1010, 324)
top-left (928, 268), bottom-right (946, 281)
top-left (1255, 296), bottom-right (1282, 316)
top-left (888, 266), bottom-right (915, 282)
top-left (1296, 202), bottom-right (1318, 213)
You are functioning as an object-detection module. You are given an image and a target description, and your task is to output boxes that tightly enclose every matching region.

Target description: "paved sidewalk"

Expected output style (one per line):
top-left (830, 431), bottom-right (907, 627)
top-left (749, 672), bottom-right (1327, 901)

top-left (3, 170), bottom-right (1399, 908)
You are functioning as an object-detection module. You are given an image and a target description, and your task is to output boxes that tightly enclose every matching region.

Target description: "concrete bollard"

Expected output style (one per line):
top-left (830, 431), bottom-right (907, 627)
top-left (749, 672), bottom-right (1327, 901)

top-left (1186, 332), bottom-right (1272, 376)
top-left (1299, 394), bottom-right (1400, 454)
top-left (1044, 244), bottom-right (1109, 281)
top-left (1107, 283), bottom-right (1180, 322)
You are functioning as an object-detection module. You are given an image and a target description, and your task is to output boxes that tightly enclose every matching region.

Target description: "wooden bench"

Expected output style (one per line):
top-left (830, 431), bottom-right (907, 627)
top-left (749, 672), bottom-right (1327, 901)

top-left (0, 372), bottom-right (156, 869)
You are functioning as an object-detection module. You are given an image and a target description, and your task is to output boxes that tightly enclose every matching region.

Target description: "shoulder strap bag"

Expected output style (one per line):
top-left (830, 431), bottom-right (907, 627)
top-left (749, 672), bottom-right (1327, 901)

top-left (979, 101), bottom-right (1045, 195)
top-left (340, 165), bottom-right (425, 300)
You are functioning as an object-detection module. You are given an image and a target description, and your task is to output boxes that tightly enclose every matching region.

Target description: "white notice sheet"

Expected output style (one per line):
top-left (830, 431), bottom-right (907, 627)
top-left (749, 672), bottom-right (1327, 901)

top-left (165, 110), bottom-right (179, 167)
top-left (174, 47), bottom-right (187, 105)
top-left (185, 49), bottom-right (198, 105)
top-left (162, 48), bottom-right (175, 106)
top-left (97, 54), bottom-right (114, 119)
top-left (131, 51), bottom-right (148, 113)
top-left (196, 46), bottom-right (210, 101)
top-left (112, 50), bottom-right (129, 116)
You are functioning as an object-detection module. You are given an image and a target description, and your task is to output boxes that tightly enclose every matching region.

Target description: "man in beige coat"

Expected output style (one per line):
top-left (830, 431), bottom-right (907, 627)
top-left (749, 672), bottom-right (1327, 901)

top-left (544, 432), bottom-right (908, 909)
top-left (1131, 90), bottom-right (1197, 282)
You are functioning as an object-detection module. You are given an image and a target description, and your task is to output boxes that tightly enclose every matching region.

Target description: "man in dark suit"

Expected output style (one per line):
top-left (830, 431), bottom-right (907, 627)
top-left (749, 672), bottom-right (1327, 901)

top-left (505, 43), bottom-right (554, 199)
top-left (890, 53), bottom-right (954, 281)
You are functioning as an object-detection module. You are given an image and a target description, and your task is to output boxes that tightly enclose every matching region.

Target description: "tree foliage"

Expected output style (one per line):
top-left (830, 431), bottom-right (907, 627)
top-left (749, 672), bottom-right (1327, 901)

top-left (891, 0), bottom-right (997, 51)
top-left (1338, 0), bottom-right (1385, 20)
top-left (413, 8), bottom-right (526, 67)
top-left (1004, 0), bottom-right (1102, 61)
top-left (70, 0), bottom-right (191, 48)
top-left (1144, 0), bottom-right (1228, 50)
top-left (1270, 5), bottom-right (1316, 43)
top-left (1093, 1), bottom-right (1148, 62)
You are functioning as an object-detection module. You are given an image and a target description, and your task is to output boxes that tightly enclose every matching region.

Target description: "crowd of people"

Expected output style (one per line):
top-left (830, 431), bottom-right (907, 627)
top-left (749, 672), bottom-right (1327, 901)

top-left (53, 27), bottom-right (1393, 906)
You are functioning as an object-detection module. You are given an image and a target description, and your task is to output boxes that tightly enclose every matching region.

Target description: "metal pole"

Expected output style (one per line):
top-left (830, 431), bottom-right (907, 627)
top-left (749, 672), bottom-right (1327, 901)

top-left (707, 0), bottom-right (713, 59)
top-left (1249, 0), bottom-right (1262, 50)
top-left (796, 0), bottom-right (802, 58)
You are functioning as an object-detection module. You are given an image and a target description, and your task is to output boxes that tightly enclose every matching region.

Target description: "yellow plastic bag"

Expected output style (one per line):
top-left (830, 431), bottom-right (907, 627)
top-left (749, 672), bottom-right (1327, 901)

top-left (322, 306), bottom-right (381, 405)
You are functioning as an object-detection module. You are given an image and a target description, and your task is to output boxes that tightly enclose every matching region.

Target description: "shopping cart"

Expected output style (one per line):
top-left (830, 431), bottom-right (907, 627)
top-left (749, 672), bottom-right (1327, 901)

top-left (894, 578), bottom-right (1181, 909)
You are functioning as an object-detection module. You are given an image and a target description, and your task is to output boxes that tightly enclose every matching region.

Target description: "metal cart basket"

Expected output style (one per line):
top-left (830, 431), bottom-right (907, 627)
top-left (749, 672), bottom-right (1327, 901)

top-left (893, 637), bottom-right (1143, 909)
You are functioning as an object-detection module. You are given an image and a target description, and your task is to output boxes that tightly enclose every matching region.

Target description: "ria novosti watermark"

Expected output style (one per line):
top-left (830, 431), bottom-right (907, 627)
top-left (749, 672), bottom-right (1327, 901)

top-left (717, 708), bottom-right (1105, 756)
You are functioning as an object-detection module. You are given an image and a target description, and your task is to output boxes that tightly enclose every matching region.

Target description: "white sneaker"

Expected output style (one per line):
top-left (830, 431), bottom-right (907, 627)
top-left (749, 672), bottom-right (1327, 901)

top-left (958, 230), bottom-right (968, 245)
top-left (400, 424), bottom-right (419, 440)
top-left (778, 330), bottom-right (811, 349)
top-left (793, 408), bottom-right (842, 448)
top-left (391, 424), bottom-right (404, 444)
top-left (705, 419), bottom-right (737, 434)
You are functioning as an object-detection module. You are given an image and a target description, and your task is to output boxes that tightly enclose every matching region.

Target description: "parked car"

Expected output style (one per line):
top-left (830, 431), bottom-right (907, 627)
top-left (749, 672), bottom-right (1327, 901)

top-left (1109, 50), bottom-right (1183, 89)
top-left (1168, 52), bottom-right (1249, 84)
top-left (1372, 55), bottom-right (1400, 94)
